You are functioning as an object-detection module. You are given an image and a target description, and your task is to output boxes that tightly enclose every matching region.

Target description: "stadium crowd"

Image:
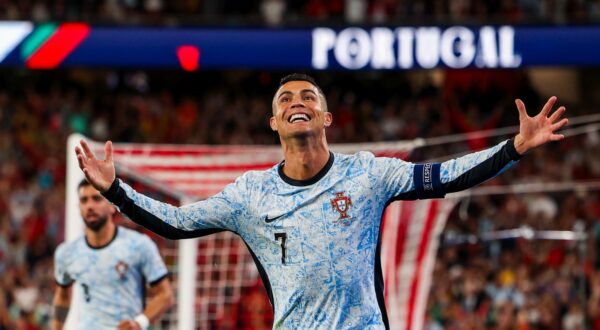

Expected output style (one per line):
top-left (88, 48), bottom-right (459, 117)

top-left (0, 69), bottom-right (599, 329)
top-left (1, 0), bottom-right (600, 26)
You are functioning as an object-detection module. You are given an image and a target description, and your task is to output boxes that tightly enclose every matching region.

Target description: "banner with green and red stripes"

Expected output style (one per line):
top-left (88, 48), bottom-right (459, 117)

top-left (21, 23), bottom-right (90, 69)
top-left (0, 21), bottom-right (90, 69)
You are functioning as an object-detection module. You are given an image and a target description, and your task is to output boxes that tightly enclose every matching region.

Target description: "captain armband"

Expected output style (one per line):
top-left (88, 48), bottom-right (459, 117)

top-left (413, 163), bottom-right (445, 199)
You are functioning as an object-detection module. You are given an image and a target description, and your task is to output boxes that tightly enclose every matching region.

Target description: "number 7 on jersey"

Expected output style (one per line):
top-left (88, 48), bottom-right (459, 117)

top-left (274, 232), bottom-right (287, 265)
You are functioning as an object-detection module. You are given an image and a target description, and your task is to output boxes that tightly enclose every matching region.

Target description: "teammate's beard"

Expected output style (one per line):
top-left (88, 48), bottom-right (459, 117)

top-left (83, 215), bottom-right (108, 232)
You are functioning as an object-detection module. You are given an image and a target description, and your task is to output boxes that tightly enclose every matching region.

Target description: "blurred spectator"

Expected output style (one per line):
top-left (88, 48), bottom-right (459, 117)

top-left (345, 0), bottom-right (367, 23)
top-left (2, 0), bottom-right (600, 25)
top-left (261, 0), bottom-right (287, 26)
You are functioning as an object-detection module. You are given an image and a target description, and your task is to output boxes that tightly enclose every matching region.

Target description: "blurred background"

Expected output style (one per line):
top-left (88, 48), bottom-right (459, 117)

top-left (1, 1), bottom-right (600, 329)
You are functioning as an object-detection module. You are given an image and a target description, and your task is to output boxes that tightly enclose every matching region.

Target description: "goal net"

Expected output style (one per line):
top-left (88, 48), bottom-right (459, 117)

top-left (65, 133), bottom-right (453, 330)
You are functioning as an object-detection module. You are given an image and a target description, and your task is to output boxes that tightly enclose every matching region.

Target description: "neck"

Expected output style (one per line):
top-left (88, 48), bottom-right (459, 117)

top-left (85, 220), bottom-right (116, 248)
top-left (280, 133), bottom-right (330, 181)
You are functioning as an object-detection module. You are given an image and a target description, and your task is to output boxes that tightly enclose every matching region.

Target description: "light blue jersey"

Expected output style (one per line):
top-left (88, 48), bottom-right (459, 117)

top-left (54, 226), bottom-right (168, 329)
top-left (103, 139), bottom-right (521, 329)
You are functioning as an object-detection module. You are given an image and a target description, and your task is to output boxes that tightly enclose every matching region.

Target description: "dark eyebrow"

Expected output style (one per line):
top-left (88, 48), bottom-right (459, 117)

top-left (277, 91), bottom-right (292, 100)
top-left (301, 89), bottom-right (318, 96)
top-left (277, 89), bottom-right (318, 100)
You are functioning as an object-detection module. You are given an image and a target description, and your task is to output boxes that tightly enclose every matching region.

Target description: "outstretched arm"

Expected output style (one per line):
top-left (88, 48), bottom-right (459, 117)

top-left (75, 140), bottom-right (243, 238)
top-left (441, 96), bottom-right (567, 193)
top-left (381, 97), bottom-right (568, 200)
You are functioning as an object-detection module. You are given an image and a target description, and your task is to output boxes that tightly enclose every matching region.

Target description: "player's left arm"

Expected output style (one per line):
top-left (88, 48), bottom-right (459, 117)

top-left (381, 97), bottom-right (568, 200)
top-left (118, 235), bottom-right (173, 330)
top-left (441, 96), bottom-right (567, 193)
top-left (117, 278), bottom-right (174, 330)
top-left (428, 96), bottom-right (568, 197)
top-left (143, 278), bottom-right (174, 324)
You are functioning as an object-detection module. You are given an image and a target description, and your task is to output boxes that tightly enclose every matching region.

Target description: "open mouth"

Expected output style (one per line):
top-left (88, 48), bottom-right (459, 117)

top-left (288, 113), bottom-right (311, 123)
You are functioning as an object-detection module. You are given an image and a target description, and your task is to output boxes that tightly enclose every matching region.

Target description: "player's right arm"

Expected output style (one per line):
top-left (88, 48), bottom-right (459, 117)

top-left (53, 244), bottom-right (73, 330)
top-left (51, 285), bottom-right (72, 330)
top-left (75, 140), bottom-right (246, 239)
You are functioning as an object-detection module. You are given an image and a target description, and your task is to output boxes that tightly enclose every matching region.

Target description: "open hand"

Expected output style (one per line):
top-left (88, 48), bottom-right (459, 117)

top-left (75, 140), bottom-right (116, 192)
top-left (513, 96), bottom-right (568, 155)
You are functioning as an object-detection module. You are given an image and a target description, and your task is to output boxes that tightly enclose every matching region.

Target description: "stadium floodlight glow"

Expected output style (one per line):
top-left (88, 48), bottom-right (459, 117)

top-left (0, 21), bottom-right (33, 62)
top-left (311, 26), bottom-right (522, 70)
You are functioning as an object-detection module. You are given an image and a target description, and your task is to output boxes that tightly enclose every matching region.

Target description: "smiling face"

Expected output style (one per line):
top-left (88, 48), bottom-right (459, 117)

top-left (270, 80), bottom-right (332, 140)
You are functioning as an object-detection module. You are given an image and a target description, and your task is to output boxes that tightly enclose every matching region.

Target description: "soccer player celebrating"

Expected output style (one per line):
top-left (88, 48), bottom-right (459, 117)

top-left (52, 180), bottom-right (173, 330)
top-left (75, 74), bottom-right (567, 329)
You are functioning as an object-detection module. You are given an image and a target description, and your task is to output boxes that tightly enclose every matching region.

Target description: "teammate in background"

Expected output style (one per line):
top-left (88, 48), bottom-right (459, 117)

top-left (52, 180), bottom-right (173, 330)
top-left (75, 74), bottom-right (568, 329)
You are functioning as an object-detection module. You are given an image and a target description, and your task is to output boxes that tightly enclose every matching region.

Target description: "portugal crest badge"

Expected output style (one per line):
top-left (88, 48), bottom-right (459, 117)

top-left (115, 260), bottom-right (128, 280)
top-left (331, 192), bottom-right (352, 220)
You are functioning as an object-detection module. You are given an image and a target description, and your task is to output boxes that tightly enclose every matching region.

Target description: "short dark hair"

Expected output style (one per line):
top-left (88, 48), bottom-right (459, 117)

top-left (279, 73), bottom-right (324, 95)
top-left (78, 179), bottom-right (92, 190)
top-left (275, 73), bottom-right (327, 113)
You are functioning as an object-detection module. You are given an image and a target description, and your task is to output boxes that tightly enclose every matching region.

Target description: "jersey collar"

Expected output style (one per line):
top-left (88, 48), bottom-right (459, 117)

top-left (278, 152), bottom-right (334, 186)
top-left (85, 226), bottom-right (119, 250)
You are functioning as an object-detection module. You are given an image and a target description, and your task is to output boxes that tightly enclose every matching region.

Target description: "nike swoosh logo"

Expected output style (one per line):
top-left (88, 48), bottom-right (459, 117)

top-left (264, 214), bottom-right (284, 223)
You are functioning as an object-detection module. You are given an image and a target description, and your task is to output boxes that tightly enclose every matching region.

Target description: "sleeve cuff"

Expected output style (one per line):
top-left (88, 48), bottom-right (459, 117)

top-left (102, 178), bottom-right (119, 203)
top-left (505, 138), bottom-right (523, 161)
top-left (55, 279), bottom-right (73, 288)
top-left (148, 273), bottom-right (169, 287)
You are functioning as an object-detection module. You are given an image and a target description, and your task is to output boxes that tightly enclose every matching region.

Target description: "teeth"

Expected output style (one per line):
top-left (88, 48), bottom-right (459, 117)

top-left (289, 114), bottom-right (310, 123)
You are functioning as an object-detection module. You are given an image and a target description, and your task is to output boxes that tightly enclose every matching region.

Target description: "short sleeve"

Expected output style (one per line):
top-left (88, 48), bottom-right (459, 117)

top-left (54, 244), bottom-right (74, 287)
top-left (138, 235), bottom-right (169, 285)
